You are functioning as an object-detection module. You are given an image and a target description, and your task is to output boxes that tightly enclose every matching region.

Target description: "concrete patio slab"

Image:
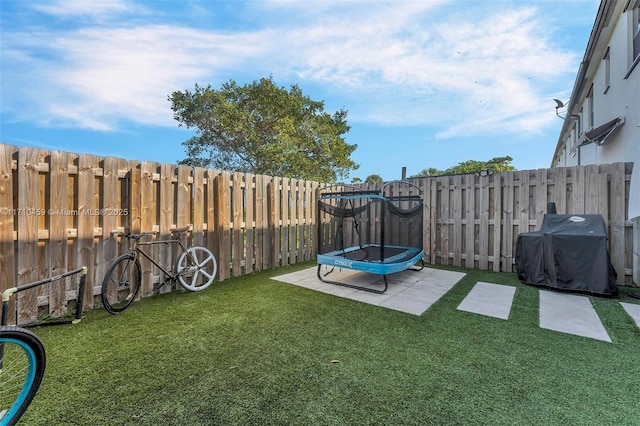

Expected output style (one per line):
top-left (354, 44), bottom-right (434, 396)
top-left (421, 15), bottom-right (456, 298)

top-left (271, 266), bottom-right (465, 316)
top-left (620, 302), bottom-right (640, 328)
top-left (274, 268), bottom-right (626, 342)
top-left (539, 291), bottom-right (611, 343)
top-left (457, 282), bottom-right (516, 320)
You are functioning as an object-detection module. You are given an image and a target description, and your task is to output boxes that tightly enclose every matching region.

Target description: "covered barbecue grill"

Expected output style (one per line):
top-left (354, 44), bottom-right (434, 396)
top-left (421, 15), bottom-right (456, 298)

top-left (515, 214), bottom-right (618, 296)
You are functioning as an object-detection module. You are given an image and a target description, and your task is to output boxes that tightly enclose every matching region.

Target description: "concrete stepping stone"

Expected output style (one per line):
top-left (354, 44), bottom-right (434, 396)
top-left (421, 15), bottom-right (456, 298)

top-left (539, 291), bottom-right (611, 342)
top-left (456, 282), bottom-right (516, 320)
top-left (620, 302), bottom-right (640, 328)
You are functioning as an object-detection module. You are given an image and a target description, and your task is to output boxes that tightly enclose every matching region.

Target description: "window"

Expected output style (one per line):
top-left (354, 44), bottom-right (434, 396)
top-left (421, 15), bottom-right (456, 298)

top-left (570, 123), bottom-right (577, 157)
top-left (624, 0), bottom-right (640, 77)
top-left (629, 0), bottom-right (640, 63)
top-left (603, 47), bottom-right (610, 93)
top-left (587, 85), bottom-right (594, 130)
top-left (579, 107), bottom-right (584, 134)
top-left (634, 3), bottom-right (640, 60)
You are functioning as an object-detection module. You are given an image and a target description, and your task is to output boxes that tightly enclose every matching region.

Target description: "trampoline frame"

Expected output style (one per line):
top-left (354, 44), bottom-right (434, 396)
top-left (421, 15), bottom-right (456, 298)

top-left (316, 182), bottom-right (425, 294)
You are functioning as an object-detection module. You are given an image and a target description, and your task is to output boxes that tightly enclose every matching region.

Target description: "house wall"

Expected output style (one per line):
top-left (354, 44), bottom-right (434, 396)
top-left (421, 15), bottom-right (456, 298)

top-left (556, 3), bottom-right (639, 216)
top-left (553, 0), bottom-right (640, 285)
top-left (595, 8), bottom-right (640, 220)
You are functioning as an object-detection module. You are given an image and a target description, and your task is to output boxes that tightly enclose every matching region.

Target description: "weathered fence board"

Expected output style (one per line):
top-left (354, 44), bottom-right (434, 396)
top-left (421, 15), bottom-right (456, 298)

top-left (232, 171), bottom-right (243, 276)
top-left (17, 147), bottom-right (40, 323)
top-left (48, 150), bottom-right (68, 315)
top-left (491, 173), bottom-right (502, 272)
top-left (477, 174), bottom-right (490, 270)
top-left (464, 174), bottom-right (475, 268)
top-left (216, 172), bottom-right (231, 280)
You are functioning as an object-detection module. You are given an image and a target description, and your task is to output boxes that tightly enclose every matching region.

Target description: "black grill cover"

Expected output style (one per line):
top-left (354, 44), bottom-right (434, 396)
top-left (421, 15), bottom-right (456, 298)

top-left (516, 214), bottom-right (618, 296)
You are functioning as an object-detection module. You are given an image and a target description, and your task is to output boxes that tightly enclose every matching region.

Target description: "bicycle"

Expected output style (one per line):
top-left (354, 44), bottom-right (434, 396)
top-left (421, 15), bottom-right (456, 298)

top-left (0, 326), bottom-right (45, 426)
top-left (0, 267), bottom-right (87, 426)
top-left (101, 226), bottom-right (218, 314)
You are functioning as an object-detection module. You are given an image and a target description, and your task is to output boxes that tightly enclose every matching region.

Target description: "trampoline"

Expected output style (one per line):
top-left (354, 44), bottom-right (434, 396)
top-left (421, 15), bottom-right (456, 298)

top-left (316, 181), bottom-right (425, 293)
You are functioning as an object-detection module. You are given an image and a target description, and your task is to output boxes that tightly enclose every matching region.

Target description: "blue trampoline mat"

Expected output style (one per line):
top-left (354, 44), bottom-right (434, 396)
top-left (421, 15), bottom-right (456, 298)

top-left (317, 244), bottom-right (424, 275)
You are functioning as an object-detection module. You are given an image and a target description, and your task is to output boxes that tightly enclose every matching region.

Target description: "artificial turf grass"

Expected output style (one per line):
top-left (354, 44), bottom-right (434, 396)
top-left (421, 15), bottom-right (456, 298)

top-left (23, 262), bottom-right (640, 425)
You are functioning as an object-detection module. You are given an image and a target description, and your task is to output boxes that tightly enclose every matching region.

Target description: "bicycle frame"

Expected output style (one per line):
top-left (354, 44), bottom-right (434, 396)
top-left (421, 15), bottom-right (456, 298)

top-left (133, 238), bottom-right (190, 281)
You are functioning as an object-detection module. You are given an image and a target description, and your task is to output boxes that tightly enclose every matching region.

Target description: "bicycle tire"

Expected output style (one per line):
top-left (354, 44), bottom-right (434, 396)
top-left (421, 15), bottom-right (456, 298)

top-left (101, 254), bottom-right (141, 314)
top-left (176, 246), bottom-right (217, 291)
top-left (0, 326), bottom-right (46, 426)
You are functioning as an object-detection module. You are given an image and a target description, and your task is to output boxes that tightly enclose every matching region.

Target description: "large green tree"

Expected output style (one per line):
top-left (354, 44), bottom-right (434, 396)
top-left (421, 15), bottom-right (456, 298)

top-left (412, 156), bottom-right (516, 177)
top-left (169, 77), bottom-right (359, 182)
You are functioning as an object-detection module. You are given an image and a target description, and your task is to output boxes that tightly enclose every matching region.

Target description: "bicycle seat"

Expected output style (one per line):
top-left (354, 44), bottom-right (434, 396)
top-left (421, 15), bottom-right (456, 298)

top-left (171, 225), bottom-right (191, 234)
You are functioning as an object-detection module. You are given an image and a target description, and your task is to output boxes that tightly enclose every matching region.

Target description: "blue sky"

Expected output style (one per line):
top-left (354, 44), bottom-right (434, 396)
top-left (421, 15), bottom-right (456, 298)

top-left (1, 0), bottom-right (600, 181)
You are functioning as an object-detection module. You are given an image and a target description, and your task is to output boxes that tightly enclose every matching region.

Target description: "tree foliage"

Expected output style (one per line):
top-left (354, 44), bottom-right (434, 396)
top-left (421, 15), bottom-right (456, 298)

top-left (412, 156), bottom-right (516, 177)
top-left (169, 77), bottom-right (359, 182)
top-left (365, 174), bottom-right (383, 184)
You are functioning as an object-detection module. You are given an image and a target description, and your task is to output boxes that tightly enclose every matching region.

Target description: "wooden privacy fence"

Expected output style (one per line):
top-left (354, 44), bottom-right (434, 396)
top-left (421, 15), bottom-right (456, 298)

top-left (0, 144), bottom-right (318, 324)
top-left (405, 162), bottom-right (634, 286)
top-left (0, 144), bottom-right (635, 323)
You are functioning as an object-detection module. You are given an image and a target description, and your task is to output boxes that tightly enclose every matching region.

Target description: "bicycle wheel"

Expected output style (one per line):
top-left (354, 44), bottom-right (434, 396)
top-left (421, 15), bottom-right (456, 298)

top-left (0, 326), bottom-right (46, 426)
top-left (101, 254), bottom-right (141, 314)
top-left (176, 246), bottom-right (217, 291)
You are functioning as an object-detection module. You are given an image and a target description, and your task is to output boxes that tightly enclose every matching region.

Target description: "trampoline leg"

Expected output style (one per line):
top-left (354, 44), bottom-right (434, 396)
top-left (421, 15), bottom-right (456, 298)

top-left (408, 258), bottom-right (424, 272)
top-left (317, 264), bottom-right (388, 294)
top-left (317, 264), bottom-right (336, 278)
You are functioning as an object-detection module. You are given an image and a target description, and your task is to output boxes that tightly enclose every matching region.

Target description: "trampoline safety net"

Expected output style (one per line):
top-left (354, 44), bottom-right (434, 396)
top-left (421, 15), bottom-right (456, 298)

top-left (317, 184), bottom-right (424, 266)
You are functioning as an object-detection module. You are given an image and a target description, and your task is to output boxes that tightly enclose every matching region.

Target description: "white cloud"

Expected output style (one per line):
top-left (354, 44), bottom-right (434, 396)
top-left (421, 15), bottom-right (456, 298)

top-left (29, 0), bottom-right (141, 19)
top-left (1, 0), bottom-right (581, 140)
top-left (2, 24), bottom-right (271, 130)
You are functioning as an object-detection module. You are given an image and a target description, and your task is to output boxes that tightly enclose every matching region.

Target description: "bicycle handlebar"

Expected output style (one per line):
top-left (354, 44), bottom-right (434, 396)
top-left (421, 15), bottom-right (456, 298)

top-left (111, 226), bottom-right (190, 239)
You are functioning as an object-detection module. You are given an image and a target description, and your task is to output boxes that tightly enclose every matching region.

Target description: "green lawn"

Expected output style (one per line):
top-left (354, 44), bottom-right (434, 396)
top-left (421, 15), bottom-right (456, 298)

top-left (22, 263), bottom-right (640, 425)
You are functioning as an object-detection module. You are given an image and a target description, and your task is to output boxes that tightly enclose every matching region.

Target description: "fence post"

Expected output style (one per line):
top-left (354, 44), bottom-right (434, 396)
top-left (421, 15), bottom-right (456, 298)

top-left (268, 181), bottom-right (277, 268)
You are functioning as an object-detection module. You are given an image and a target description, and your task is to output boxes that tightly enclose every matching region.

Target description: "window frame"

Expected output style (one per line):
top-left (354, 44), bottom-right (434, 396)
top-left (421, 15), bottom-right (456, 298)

top-left (570, 122), bottom-right (578, 157)
top-left (625, 0), bottom-right (640, 77)
top-left (634, 3), bottom-right (640, 60)
top-left (603, 46), bottom-right (611, 94)
top-left (587, 85), bottom-right (594, 130)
